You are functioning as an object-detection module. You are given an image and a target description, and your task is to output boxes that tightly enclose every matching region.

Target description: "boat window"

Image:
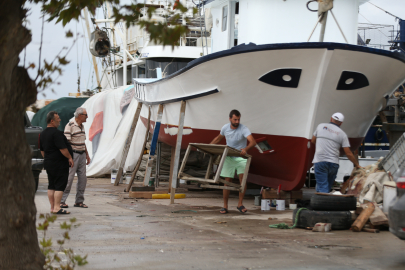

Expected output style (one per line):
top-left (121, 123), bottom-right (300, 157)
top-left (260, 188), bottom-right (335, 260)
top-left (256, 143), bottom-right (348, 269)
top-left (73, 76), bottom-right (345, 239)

top-left (186, 38), bottom-right (197, 46)
top-left (145, 58), bottom-right (194, 78)
top-left (222, 5), bottom-right (228, 32)
top-left (336, 71), bottom-right (369, 90)
top-left (259, 68), bottom-right (302, 88)
top-left (138, 65), bottom-right (145, 79)
top-left (257, 140), bottom-right (272, 152)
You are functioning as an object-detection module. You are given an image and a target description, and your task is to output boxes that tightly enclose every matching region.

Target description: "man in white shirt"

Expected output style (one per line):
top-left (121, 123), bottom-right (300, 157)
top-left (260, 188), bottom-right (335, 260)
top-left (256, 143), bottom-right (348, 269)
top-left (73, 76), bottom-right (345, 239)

top-left (311, 112), bottom-right (361, 193)
top-left (210, 110), bottom-right (257, 214)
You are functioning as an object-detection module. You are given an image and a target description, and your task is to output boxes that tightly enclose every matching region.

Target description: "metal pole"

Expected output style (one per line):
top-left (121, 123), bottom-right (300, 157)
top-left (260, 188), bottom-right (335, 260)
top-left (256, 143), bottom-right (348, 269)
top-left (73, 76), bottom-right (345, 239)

top-left (83, 8), bottom-right (101, 88)
top-left (319, 11), bottom-right (328, 42)
top-left (123, 23), bottom-right (127, 86)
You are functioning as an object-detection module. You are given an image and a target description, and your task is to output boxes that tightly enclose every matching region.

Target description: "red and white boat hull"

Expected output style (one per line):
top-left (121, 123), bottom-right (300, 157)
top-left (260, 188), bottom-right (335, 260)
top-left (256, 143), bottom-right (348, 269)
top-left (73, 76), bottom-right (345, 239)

top-left (135, 43), bottom-right (405, 190)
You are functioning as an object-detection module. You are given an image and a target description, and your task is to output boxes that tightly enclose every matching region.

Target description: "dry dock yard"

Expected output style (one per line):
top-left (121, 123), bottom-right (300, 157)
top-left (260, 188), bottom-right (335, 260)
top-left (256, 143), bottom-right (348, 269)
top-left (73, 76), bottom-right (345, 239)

top-left (34, 173), bottom-right (405, 270)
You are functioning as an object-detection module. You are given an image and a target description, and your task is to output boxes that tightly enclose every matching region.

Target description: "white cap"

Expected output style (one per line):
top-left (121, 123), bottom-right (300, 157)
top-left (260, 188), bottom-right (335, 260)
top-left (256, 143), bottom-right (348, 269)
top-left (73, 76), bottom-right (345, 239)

top-left (332, 112), bottom-right (344, 122)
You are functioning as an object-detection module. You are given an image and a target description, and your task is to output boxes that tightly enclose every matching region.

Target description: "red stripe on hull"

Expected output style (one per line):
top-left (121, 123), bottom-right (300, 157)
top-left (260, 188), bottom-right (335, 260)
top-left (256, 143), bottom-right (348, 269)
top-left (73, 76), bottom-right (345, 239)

top-left (141, 117), bottom-right (363, 191)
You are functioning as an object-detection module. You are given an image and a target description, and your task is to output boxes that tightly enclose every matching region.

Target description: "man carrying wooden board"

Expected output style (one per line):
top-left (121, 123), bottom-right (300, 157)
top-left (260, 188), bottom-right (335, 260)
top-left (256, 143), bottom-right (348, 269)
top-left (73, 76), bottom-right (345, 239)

top-left (210, 110), bottom-right (257, 214)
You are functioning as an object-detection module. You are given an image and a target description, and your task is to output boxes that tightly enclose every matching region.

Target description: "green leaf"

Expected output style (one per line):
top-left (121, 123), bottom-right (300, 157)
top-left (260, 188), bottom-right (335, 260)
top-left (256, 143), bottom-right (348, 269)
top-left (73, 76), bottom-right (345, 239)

top-left (65, 30), bottom-right (73, 37)
top-left (40, 237), bottom-right (53, 248)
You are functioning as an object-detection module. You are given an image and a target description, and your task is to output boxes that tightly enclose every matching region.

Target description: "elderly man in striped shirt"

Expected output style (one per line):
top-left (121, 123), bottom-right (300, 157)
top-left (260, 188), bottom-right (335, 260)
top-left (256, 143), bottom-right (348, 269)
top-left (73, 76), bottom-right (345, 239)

top-left (60, 107), bottom-right (91, 209)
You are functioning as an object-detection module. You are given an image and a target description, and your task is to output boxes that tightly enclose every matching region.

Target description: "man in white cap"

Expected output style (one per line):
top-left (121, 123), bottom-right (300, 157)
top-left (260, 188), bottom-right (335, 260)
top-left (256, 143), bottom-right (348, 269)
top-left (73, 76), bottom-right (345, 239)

top-left (311, 112), bottom-right (361, 193)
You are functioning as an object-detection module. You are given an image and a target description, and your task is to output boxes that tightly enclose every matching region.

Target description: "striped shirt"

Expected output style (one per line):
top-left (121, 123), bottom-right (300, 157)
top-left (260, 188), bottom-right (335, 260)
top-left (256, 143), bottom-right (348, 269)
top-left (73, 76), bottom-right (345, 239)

top-left (64, 119), bottom-right (86, 151)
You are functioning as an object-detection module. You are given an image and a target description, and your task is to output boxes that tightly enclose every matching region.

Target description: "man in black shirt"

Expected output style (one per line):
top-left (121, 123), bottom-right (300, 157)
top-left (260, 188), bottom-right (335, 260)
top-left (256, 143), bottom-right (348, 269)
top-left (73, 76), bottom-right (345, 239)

top-left (40, 111), bottom-right (74, 214)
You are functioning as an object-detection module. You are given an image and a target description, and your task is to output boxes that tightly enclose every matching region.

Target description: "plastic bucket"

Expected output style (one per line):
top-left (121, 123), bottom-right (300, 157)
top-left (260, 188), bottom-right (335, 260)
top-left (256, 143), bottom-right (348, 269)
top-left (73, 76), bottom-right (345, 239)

top-left (261, 199), bottom-right (270, 211)
top-left (111, 169), bottom-right (123, 184)
top-left (125, 173), bottom-right (132, 184)
top-left (254, 196), bottom-right (261, 206)
top-left (276, 200), bottom-right (285, 211)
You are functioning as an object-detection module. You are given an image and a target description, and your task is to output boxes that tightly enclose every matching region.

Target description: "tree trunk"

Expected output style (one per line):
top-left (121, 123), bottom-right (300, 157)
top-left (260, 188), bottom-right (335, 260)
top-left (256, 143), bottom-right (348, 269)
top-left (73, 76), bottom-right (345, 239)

top-left (0, 0), bottom-right (44, 269)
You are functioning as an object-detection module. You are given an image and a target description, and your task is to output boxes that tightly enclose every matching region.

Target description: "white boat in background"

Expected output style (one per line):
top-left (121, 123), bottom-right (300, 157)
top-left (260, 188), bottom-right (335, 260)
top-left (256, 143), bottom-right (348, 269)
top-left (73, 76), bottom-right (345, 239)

top-left (88, 0), bottom-right (405, 190)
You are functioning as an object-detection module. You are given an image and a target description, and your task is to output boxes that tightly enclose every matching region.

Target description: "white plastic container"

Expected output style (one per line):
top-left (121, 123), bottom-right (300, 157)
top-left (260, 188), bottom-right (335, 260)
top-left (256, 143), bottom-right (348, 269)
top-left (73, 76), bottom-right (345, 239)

top-left (289, 203), bottom-right (297, 210)
top-left (125, 173), bottom-right (132, 184)
top-left (111, 169), bottom-right (123, 184)
top-left (383, 184), bottom-right (397, 213)
top-left (261, 199), bottom-right (270, 211)
top-left (276, 200), bottom-right (285, 211)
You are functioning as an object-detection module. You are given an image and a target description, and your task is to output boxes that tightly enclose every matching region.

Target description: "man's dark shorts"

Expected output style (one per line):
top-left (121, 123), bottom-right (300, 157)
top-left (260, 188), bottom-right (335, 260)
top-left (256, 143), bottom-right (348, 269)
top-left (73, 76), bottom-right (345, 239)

top-left (46, 169), bottom-right (69, 191)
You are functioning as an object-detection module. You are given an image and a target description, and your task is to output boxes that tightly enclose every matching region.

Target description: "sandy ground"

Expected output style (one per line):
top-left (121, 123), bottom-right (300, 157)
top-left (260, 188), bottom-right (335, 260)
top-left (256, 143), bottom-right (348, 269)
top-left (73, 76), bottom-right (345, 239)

top-left (34, 172), bottom-right (405, 270)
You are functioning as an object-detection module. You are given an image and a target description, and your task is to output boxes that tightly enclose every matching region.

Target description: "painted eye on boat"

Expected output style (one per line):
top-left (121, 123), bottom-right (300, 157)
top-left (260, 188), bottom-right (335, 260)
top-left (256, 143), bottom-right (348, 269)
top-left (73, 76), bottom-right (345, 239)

top-left (337, 71), bottom-right (369, 90)
top-left (259, 68), bottom-right (302, 88)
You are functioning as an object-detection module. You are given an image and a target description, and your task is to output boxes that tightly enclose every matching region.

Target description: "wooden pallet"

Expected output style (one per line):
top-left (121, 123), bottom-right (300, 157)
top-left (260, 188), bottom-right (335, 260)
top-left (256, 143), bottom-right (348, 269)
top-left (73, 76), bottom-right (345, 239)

top-left (178, 143), bottom-right (252, 192)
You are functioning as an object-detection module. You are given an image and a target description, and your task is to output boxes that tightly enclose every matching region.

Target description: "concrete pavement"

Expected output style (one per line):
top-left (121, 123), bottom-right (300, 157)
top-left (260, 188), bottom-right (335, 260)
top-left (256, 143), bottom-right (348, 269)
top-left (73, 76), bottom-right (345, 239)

top-left (35, 173), bottom-right (405, 270)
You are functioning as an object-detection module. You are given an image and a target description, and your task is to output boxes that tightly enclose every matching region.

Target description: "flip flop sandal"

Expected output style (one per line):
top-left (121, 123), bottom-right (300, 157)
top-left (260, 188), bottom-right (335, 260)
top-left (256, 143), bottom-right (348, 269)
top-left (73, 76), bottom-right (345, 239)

top-left (60, 203), bottom-right (69, 208)
top-left (236, 205), bottom-right (247, 213)
top-left (74, 203), bottom-right (88, 208)
top-left (54, 209), bottom-right (70, 215)
top-left (220, 208), bottom-right (228, 214)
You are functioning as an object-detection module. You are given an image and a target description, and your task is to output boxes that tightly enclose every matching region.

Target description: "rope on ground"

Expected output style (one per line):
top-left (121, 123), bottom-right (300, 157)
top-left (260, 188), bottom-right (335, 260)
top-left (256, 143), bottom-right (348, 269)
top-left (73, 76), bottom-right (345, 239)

top-left (268, 208), bottom-right (307, 229)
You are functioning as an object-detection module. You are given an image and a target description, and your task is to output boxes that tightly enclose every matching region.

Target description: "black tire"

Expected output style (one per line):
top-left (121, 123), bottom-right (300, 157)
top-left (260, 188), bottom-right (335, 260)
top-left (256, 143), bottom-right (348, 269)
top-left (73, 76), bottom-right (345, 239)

top-left (292, 209), bottom-right (352, 230)
top-left (310, 194), bottom-right (356, 211)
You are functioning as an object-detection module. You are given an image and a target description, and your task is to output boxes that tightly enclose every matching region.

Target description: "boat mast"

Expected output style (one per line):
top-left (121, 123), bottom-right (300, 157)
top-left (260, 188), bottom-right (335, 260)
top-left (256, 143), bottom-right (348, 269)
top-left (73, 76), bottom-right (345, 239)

top-left (83, 7), bottom-right (101, 91)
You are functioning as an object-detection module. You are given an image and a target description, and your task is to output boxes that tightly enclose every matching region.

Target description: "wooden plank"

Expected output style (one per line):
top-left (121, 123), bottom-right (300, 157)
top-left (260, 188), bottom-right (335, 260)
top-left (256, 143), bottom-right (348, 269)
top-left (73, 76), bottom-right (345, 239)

top-left (168, 146), bottom-right (175, 193)
top-left (240, 156), bottom-right (251, 192)
top-left (178, 145), bottom-right (192, 180)
top-left (205, 155), bottom-right (213, 180)
top-left (368, 203), bottom-right (389, 226)
top-left (189, 143), bottom-right (251, 158)
top-left (170, 100), bottom-right (187, 204)
top-left (352, 202), bottom-right (375, 232)
top-left (125, 106), bottom-right (151, 192)
top-left (200, 184), bottom-right (240, 191)
top-left (315, 192), bottom-right (355, 197)
top-left (180, 176), bottom-right (217, 183)
top-left (214, 148), bottom-right (229, 183)
top-left (217, 178), bottom-right (242, 188)
top-left (362, 228), bottom-right (380, 233)
top-left (143, 104), bottom-right (164, 186)
top-left (115, 102), bottom-right (143, 186)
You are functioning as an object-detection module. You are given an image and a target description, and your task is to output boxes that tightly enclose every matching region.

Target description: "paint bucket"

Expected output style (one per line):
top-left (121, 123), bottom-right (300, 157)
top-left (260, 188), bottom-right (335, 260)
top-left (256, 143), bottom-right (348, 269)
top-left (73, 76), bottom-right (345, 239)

top-left (254, 196), bottom-right (261, 206)
top-left (289, 204), bottom-right (297, 210)
top-left (276, 200), bottom-right (285, 211)
top-left (261, 199), bottom-right (270, 211)
top-left (271, 199), bottom-right (277, 207)
top-left (125, 173), bottom-right (132, 185)
top-left (111, 169), bottom-right (123, 184)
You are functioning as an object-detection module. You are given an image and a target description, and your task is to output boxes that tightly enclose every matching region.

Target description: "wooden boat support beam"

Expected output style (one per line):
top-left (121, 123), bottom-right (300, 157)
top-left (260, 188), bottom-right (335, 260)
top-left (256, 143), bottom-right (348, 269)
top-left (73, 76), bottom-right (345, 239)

top-left (169, 100), bottom-right (187, 204)
top-left (125, 106), bottom-right (151, 192)
top-left (114, 102), bottom-right (143, 186)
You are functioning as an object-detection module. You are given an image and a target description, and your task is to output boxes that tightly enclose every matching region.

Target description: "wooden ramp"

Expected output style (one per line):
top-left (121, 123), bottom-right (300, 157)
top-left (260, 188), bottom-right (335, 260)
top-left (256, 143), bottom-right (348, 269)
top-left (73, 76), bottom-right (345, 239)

top-left (178, 143), bottom-right (252, 192)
